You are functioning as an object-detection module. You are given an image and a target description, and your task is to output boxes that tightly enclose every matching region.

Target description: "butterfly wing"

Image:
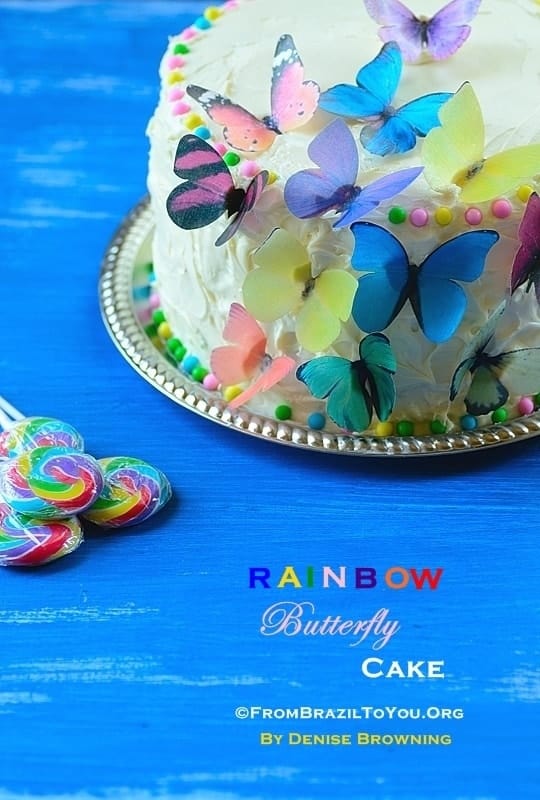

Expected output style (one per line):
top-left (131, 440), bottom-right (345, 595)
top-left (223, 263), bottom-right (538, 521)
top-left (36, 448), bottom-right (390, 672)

top-left (497, 348), bottom-right (540, 398)
top-left (335, 165), bottom-right (423, 228)
top-left (227, 355), bottom-right (295, 409)
top-left (186, 85), bottom-right (276, 153)
top-left (397, 92), bottom-right (453, 136)
top-left (511, 192), bottom-right (540, 294)
top-left (215, 170), bottom-right (269, 246)
top-left (363, 0), bottom-right (424, 63)
top-left (297, 356), bottom-right (372, 432)
top-left (284, 119), bottom-right (358, 219)
top-left (427, 0), bottom-right (482, 61)
top-left (465, 363), bottom-right (509, 416)
top-left (416, 230), bottom-right (499, 342)
top-left (166, 135), bottom-right (233, 229)
top-left (350, 222), bottom-right (410, 332)
top-left (422, 82), bottom-right (484, 194)
top-left (270, 34), bottom-right (320, 133)
top-left (296, 269), bottom-right (358, 352)
top-left (319, 41), bottom-right (401, 119)
top-left (360, 115), bottom-right (419, 157)
top-left (359, 333), bottom-right (397, 421)
top-left (462, 144), bottom-right (540, 204)
top-left (449, 300), bottom-right (507, 401)
top-left (210, 303), bottom-right (267, 384)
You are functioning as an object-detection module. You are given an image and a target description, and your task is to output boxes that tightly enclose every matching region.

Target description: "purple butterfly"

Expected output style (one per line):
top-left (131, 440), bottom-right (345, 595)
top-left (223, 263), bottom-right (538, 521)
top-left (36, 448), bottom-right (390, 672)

top-left (166, 135), bottom-right (268, 247)
top-left (510, 192), bottom-right (540, 301)
top-left (283, 119), bottom-right (423, 228)
top-left (363, 0), bottom-right (482, 63)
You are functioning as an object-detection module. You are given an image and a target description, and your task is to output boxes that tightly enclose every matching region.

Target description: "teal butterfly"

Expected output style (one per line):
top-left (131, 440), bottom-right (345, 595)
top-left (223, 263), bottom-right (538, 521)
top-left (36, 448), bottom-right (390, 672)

top-left (450, 302), bottom-right (540, 415)
top-left (296, 333), bottom-right (397, 432)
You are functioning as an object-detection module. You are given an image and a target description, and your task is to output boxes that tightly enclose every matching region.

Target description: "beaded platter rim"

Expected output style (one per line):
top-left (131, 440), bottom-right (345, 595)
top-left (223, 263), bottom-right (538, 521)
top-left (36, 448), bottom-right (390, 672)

top-left (99, 197), bottom-right (540, 458)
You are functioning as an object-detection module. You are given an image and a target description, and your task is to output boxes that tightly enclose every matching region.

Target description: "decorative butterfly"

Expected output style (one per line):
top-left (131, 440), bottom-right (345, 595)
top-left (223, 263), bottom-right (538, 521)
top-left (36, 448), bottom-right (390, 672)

top-left (296, 334), bottom-right (397, 433)
top-left (510, 192), bottom-right (540, 299)
top-left (318, 42), bottom-right (452, 157)
top-left (166, 135), bottom-right (268, 247)
top-left (210, 303), bottom-right (295, 409)
top-left (423, 82), bottom-right (540, 203)
top-left (242, 228), bottom-right (358, 353)
top-left (363, 0), bottom-right (482, 63)
top-left (284, 119), bottom-right (423, 228)
top-left (186, 34), bottom-right (320, 153)
top-left (450, 302), bottom-right (540, 415)
top-left (350, 222), bottom-right (499, 343)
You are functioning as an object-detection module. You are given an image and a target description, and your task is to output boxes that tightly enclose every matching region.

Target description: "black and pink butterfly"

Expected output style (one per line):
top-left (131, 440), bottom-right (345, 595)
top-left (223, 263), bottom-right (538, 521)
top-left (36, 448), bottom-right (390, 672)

top-left (166, 134), bottom-right (268, 247)
top-left (186, 34), bottom-right (320, 153)
top-left (510, 192), bottom-right (540, 302)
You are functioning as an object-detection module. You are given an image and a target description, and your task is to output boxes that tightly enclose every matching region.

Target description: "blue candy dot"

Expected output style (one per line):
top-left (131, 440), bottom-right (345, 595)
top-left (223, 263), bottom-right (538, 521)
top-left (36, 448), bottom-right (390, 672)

top-left (132, 285), bottom-right (151, 301)
top-left (193, 125), bottom-right (211, 140)
top-left (194, 16), bottom-right (212, 29)
top-left (308, 412), bottom-right (326, 430)
top-left (182, 355), bottom-right (200, 373)
top-left (460, 414), bottom-right (478, 431)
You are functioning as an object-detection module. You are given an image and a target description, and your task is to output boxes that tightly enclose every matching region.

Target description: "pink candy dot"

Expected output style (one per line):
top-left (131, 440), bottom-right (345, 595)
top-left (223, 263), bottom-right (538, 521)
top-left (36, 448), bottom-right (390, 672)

top-left (491, 198), bottom-right (512, 219)
top-left (518, 396), bottom-right (535, 415)
top-left (203, 373), bottom-right (220, 391)
top-left (180, 28), bottom-right (198, 41)
top-left (168, 86), bottom-right (185, 102)
top-left (137, 308), bottom-right (152, 324)
top-left (239, 161), bottom-right (260, 178)
top-left (223, 0), bottom-right (239, 8)
top-left (167, 55), bottom-right (186, 70)
top-left (172, 101), bottom-right (191, 116)
top-left (409, 207), bottom-right (429, 227)
top-left (148, 293), bottom-right (161, 310)
top-left (465, 207), bottom-right (483, 225)
top-left (214, 142), bottom-right (227, 156)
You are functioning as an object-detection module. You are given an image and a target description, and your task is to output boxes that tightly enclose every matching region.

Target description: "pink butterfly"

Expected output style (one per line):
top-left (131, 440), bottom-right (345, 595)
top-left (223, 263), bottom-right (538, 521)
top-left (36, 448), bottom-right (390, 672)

top-left (186, 34), bottom-right (320, 153)
top-left (210, 304), bottom-right (295, 409)
top-left (363, 0), bottom-right (482, 62)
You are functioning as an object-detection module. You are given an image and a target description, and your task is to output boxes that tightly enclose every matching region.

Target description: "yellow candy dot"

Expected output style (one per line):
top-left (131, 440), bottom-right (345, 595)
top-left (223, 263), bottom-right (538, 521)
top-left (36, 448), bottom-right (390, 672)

top-left (435, 207), bottom-right (452, 226)
top-left (517, 184), bottom-right (534, 203)
top-left (184, 113), bottom-right (204, 131)
top-left (267, 171), bottom-right (279, 185)
top-left (167, 70), bottom-right (185, 85)
top-left (157, 321), bottom-right (172, 340)
top-left (223, 385), bottom-right (243, 403)
top-left (204, 6), bottom-right (222, 20)
top-left (375, 421), bottom-right (393, 436)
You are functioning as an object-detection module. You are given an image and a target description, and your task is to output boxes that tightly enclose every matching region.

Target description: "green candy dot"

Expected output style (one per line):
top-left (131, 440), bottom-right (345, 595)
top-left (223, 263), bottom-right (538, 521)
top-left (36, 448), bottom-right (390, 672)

top-left (388, 206), bottom-right (407, 224)
top-left (492, 407), bottom-right (508, 423)
top-left (223, 152), bottom-right (241, 167)
top-left (152, 309), bottom-right (166, 325)
top-left (142, 261), bottom-right (154, 274)
top-left (144, 323), bottom-right (158, 338)
top-left (166, 337), bottom-right (183, 354)
top-left (192, 365), bottom-right (209, 382)
top-left (275, 404), bottom-right (292, 421)
top-left (173, 344), bottom-right (187, 362)
top-left (396, 419), bottom-right (414, 436)
top-left (173, 43), bottom-right (190, 54)
top-left (534, 392), bottom-right (540, 407)
top-left (430, 419), bottom-right (447, 434)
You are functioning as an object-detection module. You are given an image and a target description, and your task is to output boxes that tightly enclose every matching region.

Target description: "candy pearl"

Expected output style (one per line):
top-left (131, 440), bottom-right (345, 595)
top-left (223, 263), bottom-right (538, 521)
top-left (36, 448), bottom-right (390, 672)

top-left (240, 161), bottom-right (260, 178)
top-left (388, 206), bottom-right (407, 224)
top-left (214, 143), bottom-right (227, 156)
top-left (465, 207), bottom-right (483, 225)
top-left (182, 355), bottom-right (199, 373)
top-left (275, 405), bottom-right (292, 421)
top-left (152, 309), bottom-right (166, 325)
top-left (223, 152), bottom-right (241, 167)
top-left (203, 373), bottom-right (220, 391)
top-left (81, 457), bottom-right (172, 530)
top-left (492, 407), bottom-right (508, 423)
top-left (430, 419), bottom-right (447, 434)
top-left (192, 365), bottom-right (209, 382)
top-left (148, 294), bottom-right (161, 310)
top-left (410, 207), bottom-right (429, 227)
top-left (435, 207), bottom-right (452, 226)
top-left (168, 86), bottom-right (185, 102)
top-left (0, 417), bottom-right (84, 460)
top-left (223, 385), bottom-right (242, 403)
top-left (517, 184), bottom-right (534, 203)
top-left (180, 28), bottom-right (198, 41)
top-left (307, 412), bottom-right (326, 430)
top-left (0, 502), bottom-right (83, 567)
top-left (0, 447), bottom-right (104, 520)
top-left (396, 420), bottom-right (414, 436)
top-left (460, 414), bottom-right (478, 430)
top-left (375, 421), bottom-right (393, 437)
top-left (167, 55), bottom-right (186, 70)
top-left (172, 101), bottom-right (191, 116)
top-left (204, 7), bottom-right (223, 21)
top-left (167, 70), bottom-right (184, 85)
top-left (491, 198), bottom-right (512, 219)
top-left (173, 43), bottom-right (190, 55)
top-left (193, 126), bottom-right (211, 140)
top-left (518, 396), bottom-right (535, 415)
top-left (223, 0), bottom-right (239, 8)
top-left (194, 16), bottom-right (212, 29)
top-left (184, 113), bottom-right (204, 131)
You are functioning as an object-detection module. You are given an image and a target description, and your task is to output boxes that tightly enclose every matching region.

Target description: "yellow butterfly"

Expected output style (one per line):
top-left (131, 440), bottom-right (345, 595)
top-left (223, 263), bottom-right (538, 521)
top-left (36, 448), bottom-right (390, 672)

top-left (242, 229), bottom-right (357, 353)
top-left (423, 82), bottom-right (540, 203)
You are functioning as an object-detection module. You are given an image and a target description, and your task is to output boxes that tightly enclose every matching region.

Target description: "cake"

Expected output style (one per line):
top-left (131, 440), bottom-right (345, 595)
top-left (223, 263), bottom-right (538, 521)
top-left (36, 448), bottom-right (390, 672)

top-left (146, 0), bottom-right (540, 437)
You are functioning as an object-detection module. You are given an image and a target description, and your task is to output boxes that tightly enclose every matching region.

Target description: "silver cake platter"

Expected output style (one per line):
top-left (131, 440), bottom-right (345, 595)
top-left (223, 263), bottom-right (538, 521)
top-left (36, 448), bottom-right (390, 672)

top-left (99, 197), bottom-right (540, 457)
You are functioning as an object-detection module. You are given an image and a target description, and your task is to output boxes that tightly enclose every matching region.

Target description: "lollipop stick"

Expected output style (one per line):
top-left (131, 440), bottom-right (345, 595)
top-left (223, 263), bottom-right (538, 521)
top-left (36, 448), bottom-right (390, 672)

top-left (0, 396), bottom-right (25, 427)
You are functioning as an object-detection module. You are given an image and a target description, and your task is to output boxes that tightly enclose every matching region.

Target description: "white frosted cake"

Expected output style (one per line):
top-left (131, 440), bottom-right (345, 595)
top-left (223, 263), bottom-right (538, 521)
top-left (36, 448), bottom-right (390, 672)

top-left (146, 0), bottom-right (540, 436)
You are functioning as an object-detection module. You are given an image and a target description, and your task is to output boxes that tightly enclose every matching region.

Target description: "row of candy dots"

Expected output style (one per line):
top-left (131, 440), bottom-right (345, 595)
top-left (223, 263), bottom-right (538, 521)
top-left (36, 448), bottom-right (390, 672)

top-left (387, 185), bottom-right (535, 229)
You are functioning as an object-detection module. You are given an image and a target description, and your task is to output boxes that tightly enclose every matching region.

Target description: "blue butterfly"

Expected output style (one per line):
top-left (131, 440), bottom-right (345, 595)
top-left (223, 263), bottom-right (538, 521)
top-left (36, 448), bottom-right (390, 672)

top-left (350, 222), bottom-right (499, 343)
top-left (296, 333), bottom-right (397, 432)
top-left (450, 301), bottom-right (540, 415)
top-left (319, 41), bottom-right (453, 156)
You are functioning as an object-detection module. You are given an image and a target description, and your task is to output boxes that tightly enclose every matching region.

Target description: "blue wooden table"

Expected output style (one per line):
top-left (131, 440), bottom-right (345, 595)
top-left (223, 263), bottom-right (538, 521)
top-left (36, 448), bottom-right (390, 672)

top-left (1, 3), bottom-right (539, 799)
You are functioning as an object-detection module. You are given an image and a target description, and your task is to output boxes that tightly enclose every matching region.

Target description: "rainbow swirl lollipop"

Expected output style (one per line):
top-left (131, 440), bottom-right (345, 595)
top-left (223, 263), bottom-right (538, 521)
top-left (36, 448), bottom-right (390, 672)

top-left (82, 456), bottom-right (172, 528)
top-left (0, 501), bottom-right (83, 567)
top-left (0, 417), bottom-right (84, 459)
top-left (0, 446), bottom-right (104, 519)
